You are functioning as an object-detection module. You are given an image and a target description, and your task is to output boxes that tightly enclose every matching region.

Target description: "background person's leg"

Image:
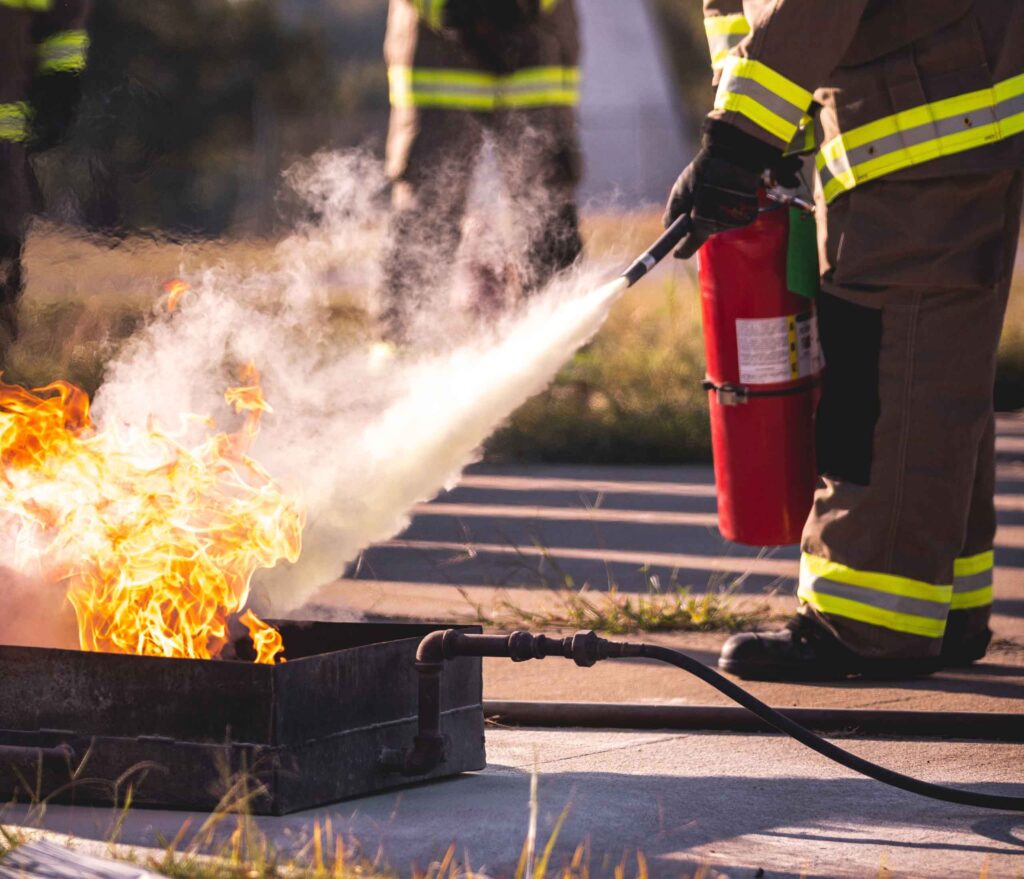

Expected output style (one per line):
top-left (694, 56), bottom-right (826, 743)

top-left (380, 106), bottom-right (484, 344)
top-left (0, 141), bottom-right (32, 368)
top-left (0, 234), bottom-right (23, 365)
top-left (492, 106), bottom-right (582, 294)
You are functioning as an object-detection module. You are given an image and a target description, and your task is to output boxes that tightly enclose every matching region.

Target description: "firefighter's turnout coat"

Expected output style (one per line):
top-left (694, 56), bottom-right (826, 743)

top-left (0, 0), bottom-right (90, 240)
top-left (0, 0), bottom-right (89, 356)
top-left (386, 0), bottom-right (580, 119)
top-left (380, 0), bottom-right (582, 340)
top-left (703, 0), bottom-right (1024, 659)
top-left (704, 0), bottom-right (1023, 199)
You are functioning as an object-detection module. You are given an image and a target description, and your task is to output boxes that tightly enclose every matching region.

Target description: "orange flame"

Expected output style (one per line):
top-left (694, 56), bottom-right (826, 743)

top-left (0, 366), bottom-right (301, 664)
top-left (164, 279), bottom-right (191, 313)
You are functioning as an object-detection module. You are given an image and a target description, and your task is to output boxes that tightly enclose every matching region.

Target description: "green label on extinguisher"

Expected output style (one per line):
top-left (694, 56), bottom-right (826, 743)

top-left (787, 207), bottom-right (820, 299)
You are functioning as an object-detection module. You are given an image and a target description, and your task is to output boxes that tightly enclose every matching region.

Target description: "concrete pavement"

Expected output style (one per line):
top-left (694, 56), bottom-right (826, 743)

top-left (5, 419), bottom-right (1024, 877)
top-left (7, 729), bottom-right (1023, 878)
top-left (305, 414), bottom-right (1024, 714)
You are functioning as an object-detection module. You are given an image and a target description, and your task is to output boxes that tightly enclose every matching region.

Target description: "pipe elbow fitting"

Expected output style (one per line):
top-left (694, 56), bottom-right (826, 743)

top-left (415, 629), bottom-right (454, 664)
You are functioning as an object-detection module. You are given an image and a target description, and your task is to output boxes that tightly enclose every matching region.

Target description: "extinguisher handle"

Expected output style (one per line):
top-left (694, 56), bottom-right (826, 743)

top-left (620, 214), bottom-right (693, 288)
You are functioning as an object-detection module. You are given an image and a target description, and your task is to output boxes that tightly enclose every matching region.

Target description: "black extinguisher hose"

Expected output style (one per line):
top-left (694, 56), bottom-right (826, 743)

top-left (621, 215), bottom-right (692, 287)
top-left (380, 630), bottom-right (1024, 813)
top-left (634, 641), bottom-right (1024, 812)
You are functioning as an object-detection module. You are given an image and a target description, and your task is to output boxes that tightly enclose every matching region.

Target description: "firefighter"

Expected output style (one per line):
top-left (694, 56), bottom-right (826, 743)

top-left (666, 0), bottom-right (1024, 679)
top-left (0, 0), bottom-right (90, 364)
top-left (380, 0), bottom-right (583, 344)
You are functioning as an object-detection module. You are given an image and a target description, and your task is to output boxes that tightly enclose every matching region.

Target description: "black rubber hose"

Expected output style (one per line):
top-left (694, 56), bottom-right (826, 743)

top-left (482, 701), bottom-right (1024, 741)
top-left (386, 630), bottom-right (1024, 810)
top-left (635, 641), bottom-right (1024, 812)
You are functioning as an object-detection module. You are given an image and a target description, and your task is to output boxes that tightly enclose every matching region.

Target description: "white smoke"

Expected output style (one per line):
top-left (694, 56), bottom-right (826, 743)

top-left (0, 565), bottom-right (80, 649)
top-left (91, 152), bottom-right (629, 615)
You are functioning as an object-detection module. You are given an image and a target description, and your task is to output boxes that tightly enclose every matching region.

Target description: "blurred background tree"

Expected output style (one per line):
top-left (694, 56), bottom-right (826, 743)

top-left (39, 0), bottom-right (710, 237)
top-left (41, 0), bottom-right (386, 235)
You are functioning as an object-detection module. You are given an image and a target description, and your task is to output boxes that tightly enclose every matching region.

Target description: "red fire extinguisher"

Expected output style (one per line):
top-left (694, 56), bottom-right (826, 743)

top-left (696, 196), bottom-right (821, 546)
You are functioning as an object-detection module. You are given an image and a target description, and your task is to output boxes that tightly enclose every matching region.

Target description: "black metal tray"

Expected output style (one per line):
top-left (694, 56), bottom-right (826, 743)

top-left (0, 621), bottom-right (485, 814)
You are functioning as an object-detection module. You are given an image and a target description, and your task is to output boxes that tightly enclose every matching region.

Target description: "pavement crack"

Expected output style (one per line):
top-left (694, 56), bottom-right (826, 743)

top-left (502, 733), bottom-right (685, 770)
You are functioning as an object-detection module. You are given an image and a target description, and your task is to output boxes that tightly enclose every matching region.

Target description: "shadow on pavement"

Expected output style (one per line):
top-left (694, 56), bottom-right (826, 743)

top-left (787, 662), bottom-right (1024, 700)
top-left (8, 769), bottom-right (1023, 879)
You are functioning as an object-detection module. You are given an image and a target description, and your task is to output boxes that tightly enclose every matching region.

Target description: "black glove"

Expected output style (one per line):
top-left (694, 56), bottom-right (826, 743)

top-left (445, 0), bottom-right (533, 30)
top-left (26, 72), bottom-right (83, 155)
top-left (446, 0), bottom-right (533, 72)
top-left (773, 153), bottom-right (804, 189)
top-left (664, 119), bottom-right (786, 260)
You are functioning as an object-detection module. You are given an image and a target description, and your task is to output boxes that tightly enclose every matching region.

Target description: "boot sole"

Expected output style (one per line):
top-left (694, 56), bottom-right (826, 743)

top-left (717, 658), bottom-right (854, 682)
top-left (718, 658), bottom-right (940, 682)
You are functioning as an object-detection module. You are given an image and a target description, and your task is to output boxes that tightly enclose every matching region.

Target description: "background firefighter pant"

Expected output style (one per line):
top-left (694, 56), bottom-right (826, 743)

top-left (800, 170), bottom-right (1024, 659)
top-left (380, 105), bottom-right (582, 342)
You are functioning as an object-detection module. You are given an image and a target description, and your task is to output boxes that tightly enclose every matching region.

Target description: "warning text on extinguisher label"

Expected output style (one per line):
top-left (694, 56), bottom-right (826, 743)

top-left (736, 313), bottom-right (823, 385)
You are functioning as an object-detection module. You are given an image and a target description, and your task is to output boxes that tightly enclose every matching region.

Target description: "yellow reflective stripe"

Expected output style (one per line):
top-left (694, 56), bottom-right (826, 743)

top-left (389, 65), bottom-right (580, 111)
top-left (800, 591), bottom-right (948, 638)
top-left (540, 0), bottom-right (561, 11)
top-left (723, 56), bottom-right (813, 113)
top-left (498, 65), bottom-right (579, 107)
top-left (0, 102), bottom-right (29, 143)
top-left (798, 553), bottom-right (951, 639)
top-left (953, 550), bottom-right (994, 578)
top-left (715, 55), bottom-right (813, 144)
top-left (951, 586), bottom-right (993, 610)
top-left (0, 0), bottom-right (52, 9)
top-left (818, 71), bottom-right (1024, 202)
top-left (389, 66), bottom-right (495, 110)
top-left (37, 29), bottom-right (89, 75)
top-left (705, 14), bottom-right (750, 73)
top-left (784, 113), bottom-right (816, 156)
top-left (411, 0), bottom-right (447, 30)
top-left (705, 12), bottom-right (750, 69)
top-left (950, 551), bottom-right (994, 610)
top-left (801, 554), bottom-right (952, 603)
top-left (703, 13), bottom-right (750, 38)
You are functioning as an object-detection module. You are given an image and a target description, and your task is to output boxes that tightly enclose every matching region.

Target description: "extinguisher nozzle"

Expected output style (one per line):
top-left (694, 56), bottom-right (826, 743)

top-left (622, 215), bottom-right (693, 287)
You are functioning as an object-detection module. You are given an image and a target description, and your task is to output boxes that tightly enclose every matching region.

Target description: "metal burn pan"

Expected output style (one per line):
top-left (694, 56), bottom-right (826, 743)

top-left (0, 621), bottom-right (485, 815)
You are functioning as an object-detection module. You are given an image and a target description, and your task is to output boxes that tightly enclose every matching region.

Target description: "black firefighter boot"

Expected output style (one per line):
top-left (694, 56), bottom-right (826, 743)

top-left (718, 612), bottom-right (942, 681)
top-left (940, 610), bottom-right (992, 667)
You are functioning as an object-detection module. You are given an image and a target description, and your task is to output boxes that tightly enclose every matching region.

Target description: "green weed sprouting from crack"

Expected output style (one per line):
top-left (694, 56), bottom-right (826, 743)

top-left (455, 530), bottom-right (782, 635)
top-left (461, 568), bottom-right (777, 636)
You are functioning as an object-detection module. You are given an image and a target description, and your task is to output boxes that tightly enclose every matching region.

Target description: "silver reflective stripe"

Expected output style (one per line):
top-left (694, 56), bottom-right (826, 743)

top-left (823, 107), bottom-right (1001, 183)
top-left (708, 32), bottom-right (745, 63)
top-left (42, 44), bottom-right (81, 62)
top-left (723, 75), bottom-right (807, 130)
top-left (998, 90), bottom-right (1024, 123)
top-left (498, 82), bottom-right (573, 96)
top-left (0, 103), bottom-right (28, 142)
top-left (953, 569), bottom-right (992, 593)
top-left (407, 82), bottom-right (492, 97)
top-left (820, 83), bottom-right (1024, 196)
top-left (802, 575), bottom-right (949, 621)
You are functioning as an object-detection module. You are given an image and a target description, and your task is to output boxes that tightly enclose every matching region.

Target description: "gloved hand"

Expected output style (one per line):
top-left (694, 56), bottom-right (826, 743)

top-left (26, 73), bottom-right (83, 154)
top-left (445, 0), bottom-right (534, 30)
top-left (664, 119), bottom-right (787, 259)
top-left (446, 0), bottom-right (534, 72)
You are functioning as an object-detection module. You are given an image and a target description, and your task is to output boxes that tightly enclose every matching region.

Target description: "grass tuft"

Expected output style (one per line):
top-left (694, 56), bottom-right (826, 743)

top-left (462, 565), bottom-right (775, 635)
top-left (15, 219), bottom-right (1024, 463)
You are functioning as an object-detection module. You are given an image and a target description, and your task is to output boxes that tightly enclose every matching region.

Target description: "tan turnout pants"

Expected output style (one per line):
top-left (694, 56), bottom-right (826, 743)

top-left (381, 104), bottom-right (582, 341)
top-left (799, 169), bottom-right (1024, 659)
top-left (380, 0), bottom-right (582, 343)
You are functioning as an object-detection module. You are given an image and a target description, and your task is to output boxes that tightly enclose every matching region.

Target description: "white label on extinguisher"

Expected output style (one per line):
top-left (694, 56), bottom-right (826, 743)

top-left (736, 313), bottom-right (823, 385)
